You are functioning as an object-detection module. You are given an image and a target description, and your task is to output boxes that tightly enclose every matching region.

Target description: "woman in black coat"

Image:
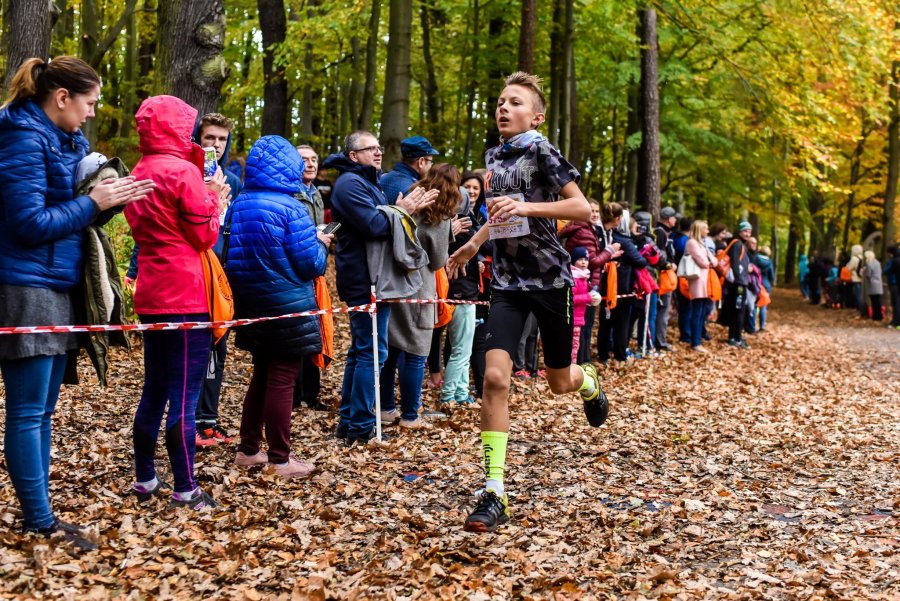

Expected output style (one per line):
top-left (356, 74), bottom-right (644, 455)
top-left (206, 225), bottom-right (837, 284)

top-left (596, 203), bottom-right (647, 362)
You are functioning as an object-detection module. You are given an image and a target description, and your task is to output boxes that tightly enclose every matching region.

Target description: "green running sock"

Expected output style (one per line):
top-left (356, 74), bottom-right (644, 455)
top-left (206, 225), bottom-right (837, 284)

top-left (577, 364), bottom-right (596, 395)
top-left (481, 431), bottom-right (508, 488)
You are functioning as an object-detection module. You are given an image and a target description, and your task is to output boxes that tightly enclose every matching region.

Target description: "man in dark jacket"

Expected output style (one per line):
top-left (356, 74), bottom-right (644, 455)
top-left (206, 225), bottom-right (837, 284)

top-left (322, 130), bottom-right (435, 445)
top-left (724, 221), bottom-right (753, 348)
top-left (380, 135), bottom-right (439, 203)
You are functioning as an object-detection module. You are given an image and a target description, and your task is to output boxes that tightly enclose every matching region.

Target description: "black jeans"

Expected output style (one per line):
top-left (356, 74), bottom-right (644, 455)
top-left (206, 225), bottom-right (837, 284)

top-left (293, 355), bottom-right (321, 407)
top-left (597, 298), bottom-right (633, 361)
top-left (196, 331), bottom-right (228, 427)
top-left (725, 285), bottom-right (748, 341)
top-left (890, 284), bottom-right (900, 326)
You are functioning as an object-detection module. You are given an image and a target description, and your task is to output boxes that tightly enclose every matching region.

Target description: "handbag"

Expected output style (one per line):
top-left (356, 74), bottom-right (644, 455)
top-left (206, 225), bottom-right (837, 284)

top-left (200, 249), bottom-right (234, 343)
top-left (677, 253), bottom-right (701, 281)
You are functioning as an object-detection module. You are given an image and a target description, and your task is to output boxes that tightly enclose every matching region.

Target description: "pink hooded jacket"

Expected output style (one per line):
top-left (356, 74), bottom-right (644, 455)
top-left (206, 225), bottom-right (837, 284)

top-left (125, 96), bottom-right (220, 315)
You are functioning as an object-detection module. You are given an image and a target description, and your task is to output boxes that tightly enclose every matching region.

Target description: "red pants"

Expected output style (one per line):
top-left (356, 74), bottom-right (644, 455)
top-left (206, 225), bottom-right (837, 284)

top-left (238, 356), bottom-right (301, 464)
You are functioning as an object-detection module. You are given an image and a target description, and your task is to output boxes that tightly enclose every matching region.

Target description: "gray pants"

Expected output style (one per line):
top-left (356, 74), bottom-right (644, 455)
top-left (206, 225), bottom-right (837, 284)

top-left (514, 314), bottom-right (539, 372)
top-left (654, 293), bottom-right (672, 349)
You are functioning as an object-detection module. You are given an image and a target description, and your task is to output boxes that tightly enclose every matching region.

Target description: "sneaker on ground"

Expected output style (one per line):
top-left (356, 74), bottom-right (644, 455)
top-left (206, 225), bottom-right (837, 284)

top-left (346, 429), bottom-right (391, 447)
top-left (727, 339), bottom-right (741, 347)
top-left (692, 345), bottom-right (708, 353)
top-left (513, 370), bottom-right (531, 379)
top-left (380, 408), bottom-right (401, 424)
top-left (273, 455), bottom-right (316, 479)
top-left (211, 425), bottom-right (233, 444)
top-left (168, 489), bottom-right (217, 510)
top-left (455, 396), bottom-right (476, 405)
top-left (399, 418), bottom-right (432, 430)
top-left (28, 519), bottom-right (98, 552)
top-left (464, 489), bottom-right (510, 533)
top-left (132, 480), bottom-right (172, 503)
top-left (534, 369), bottom-right (547, 378)
top-left (579, 362), bottom-right (609, 427)
top-left (196, 428), bottom-right (219, 447)
top-left (738, 339), bottom-right (750, 349)
top-left (421, 408), bottom-right (447, 419)
top-left (235, 450), bottom-right (268, 467)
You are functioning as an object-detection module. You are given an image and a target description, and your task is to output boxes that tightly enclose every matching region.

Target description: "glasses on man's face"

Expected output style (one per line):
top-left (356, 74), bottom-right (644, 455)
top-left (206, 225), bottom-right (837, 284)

top-left (352, 145), bottom-right (384, 155)
top-left (422, 157), bottom-right (434, 164)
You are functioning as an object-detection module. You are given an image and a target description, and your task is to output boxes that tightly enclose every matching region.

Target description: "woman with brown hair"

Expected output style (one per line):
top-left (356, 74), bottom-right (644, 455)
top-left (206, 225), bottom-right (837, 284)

top-left (380, 163), bottom-right (460, 429)
top-left (0, 57), bottom-right (153, 546)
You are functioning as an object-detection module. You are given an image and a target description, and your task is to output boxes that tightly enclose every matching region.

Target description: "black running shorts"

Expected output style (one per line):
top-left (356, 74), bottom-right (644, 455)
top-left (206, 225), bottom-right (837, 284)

top-left (484, 287), bottom-right (574, 369)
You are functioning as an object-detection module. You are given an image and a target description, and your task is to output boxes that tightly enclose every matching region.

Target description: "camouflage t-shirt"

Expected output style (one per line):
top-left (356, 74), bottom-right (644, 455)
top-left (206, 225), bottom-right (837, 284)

top-left (484, 137), bottom-right (580, 291)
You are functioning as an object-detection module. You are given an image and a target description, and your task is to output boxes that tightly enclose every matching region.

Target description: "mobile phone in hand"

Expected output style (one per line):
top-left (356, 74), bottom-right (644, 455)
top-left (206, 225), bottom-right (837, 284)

top-left (317, 222), bottom-right (341, 235)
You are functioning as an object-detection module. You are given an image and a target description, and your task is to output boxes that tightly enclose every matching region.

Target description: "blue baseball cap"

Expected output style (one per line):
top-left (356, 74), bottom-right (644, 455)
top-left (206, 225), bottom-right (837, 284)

top-left (401, 135), bottom-right (440, 158)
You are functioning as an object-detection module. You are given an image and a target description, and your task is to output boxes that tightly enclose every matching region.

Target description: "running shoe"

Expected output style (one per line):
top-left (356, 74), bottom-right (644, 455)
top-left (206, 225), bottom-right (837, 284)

top-left (168, 489), bottom-right (217, 510)
top-left (210, 425), bottom-right (233, 444)
top-left (464, 489), bottom-right (510, 533)
top-left (196, 428), bottom-right (219, 447)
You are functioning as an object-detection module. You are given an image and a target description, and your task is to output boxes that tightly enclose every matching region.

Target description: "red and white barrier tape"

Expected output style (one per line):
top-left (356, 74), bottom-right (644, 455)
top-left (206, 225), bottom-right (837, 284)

top-left (0, 304), bottom-right (376, 336)
top-left (0, 293), bottom-right (645, 336)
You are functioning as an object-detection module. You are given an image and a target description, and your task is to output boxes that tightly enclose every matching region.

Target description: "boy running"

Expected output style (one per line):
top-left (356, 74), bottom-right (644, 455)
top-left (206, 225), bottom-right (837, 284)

top-left (446, 72), bottom-right (608, 533)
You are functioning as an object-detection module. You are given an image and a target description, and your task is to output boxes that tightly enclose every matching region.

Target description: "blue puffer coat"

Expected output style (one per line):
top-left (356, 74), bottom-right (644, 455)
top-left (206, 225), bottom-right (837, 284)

top-left (0, 100), bottom-right (98, 291)
top-left (225, 135), bottom-right (328, 359)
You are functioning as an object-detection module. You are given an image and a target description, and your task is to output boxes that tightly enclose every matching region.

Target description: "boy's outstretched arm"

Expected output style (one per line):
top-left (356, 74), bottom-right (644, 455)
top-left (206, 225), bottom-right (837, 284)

top-left (488, 181), bottom-right (590, 223)
top-left (446, 223), bottom-right (489, 279)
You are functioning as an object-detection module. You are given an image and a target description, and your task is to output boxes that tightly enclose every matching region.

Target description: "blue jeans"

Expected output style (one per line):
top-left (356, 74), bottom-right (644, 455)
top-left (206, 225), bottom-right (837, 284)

top-left (339, 304), bottom-right (391, 437)
top-left (380, 346), bottom-right (427, 421)
top-left (689, 298), bottom-right (706, 348)
top-left (758, 305), bottom-right (768, 330)
top-left (441, 305), bottom-right (476, 401)
top-left (677, 291), bottom-right (692, 342)
top-left (1, 354), bottom-right (67, 529)
top-left (134, 314), bottom-right (210, 493)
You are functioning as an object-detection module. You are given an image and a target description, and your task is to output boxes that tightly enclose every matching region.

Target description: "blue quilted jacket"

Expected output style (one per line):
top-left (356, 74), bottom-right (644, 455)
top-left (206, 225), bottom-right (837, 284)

top-left (225, 135), bottom-right (327, 359)
top-left (0, 100), bottom-right (97, 290)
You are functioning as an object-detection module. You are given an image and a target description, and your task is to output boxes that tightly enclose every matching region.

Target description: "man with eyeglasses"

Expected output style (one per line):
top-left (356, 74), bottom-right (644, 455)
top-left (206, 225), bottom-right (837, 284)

top-left (322, 131), bottom-right (437, 446)
top-left (380, 135), bottom-right (440, 205)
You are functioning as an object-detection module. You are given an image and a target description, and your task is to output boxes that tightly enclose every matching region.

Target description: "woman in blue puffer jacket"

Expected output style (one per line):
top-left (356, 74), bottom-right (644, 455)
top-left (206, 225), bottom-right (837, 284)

top-left (0, 57), bottom-right (152, 546)
top-left (225, 135), bottom-right (330, 479)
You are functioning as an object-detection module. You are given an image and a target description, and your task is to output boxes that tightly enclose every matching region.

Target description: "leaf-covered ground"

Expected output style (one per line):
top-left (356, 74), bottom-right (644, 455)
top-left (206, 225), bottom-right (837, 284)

top-left (1, 289), bottom-right (898, 600)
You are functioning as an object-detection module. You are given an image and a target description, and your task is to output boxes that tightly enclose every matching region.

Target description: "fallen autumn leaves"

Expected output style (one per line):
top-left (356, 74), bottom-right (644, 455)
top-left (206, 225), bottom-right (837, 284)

top-left (0, 289), bottom-right (897, 600)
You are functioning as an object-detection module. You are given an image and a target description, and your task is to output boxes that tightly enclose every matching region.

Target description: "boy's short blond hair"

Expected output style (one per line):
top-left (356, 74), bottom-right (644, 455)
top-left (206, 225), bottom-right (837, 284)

top-left (504, 71), bottom-right (546, 114)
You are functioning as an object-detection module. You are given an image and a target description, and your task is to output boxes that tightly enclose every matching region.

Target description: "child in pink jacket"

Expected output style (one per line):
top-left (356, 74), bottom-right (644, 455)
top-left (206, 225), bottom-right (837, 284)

top-left (570, 247), bottom-right (599, 363)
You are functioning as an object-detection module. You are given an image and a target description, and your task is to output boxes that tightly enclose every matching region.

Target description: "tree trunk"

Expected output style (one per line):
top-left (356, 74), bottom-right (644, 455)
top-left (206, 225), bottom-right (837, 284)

top-left (349, 35), bottom-right (361, 127)
top-left (137, 1), bottom-right (157, 102)
top-left (419, 1), bottom-right (440, 128)
top-left (462, 0), bottom-right (480, 168)
top-left (638, 6), bottom-right (660, 219)
top-left (156, 0), bottom-right (228, 116)
top-left (784, 192), bottom-right (801, 285)
top-left (52, 0), bottom-right (72, 55)
top-left (380, 0), bottom-right (412, 167)
top-left (547, 0), bottom-right (563, 146)
top-left (517, 0), bottom-right (536, 73)
top-left (358, 0), bottom-right (381, 130)
top-left (258, 0), bottom-right (287, 137)
top-left (482, 15), bottom-right (505, 151)
top-left (558, 0), bottom-right (574, 157)
top-left (119, 5), bottom-right (138, 142)
top-left (235, 30), bottom-right (253, 153)
top-left (624, 83), bottom-right (640, 208)
top-left (884, 24), bottom-right (899, 258)
top-left (2, 0), bottom-right (52, 93)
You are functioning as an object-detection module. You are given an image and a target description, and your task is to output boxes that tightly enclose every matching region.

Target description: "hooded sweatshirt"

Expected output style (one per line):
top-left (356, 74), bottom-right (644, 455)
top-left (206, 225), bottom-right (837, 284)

top-left (125, 96), bottom-right (220, 315)
top-left (847, 245), bottom-right (864, 283)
